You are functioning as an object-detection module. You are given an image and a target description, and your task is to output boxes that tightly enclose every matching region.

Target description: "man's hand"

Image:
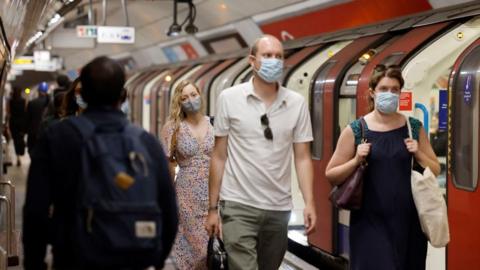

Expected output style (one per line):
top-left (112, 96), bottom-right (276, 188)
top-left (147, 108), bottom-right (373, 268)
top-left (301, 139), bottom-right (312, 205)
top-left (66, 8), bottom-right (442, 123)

top-left (303, 203), bottom-right (316, 235)
top-left (205, 211), bottom-right (222, 237)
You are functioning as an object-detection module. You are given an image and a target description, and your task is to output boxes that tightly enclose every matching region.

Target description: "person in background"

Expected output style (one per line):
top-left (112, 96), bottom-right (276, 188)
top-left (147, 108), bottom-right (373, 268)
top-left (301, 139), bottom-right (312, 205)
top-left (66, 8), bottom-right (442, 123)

top-left (325, 65), bottom-right (440, 270)
top-left (6, 86), bottom-right (27, 166)
top-left (39, 91), bottom-right (67, 135)
top-left (53, 74), bottom-right (71, 96)
top-left (161, 80), bottom-right (213, 269)
top-left (26, 82), bottom-right (50, 155)
top-left (206, 35), bottom-right (316, 270)
top-left (23, 56), bottom-right (178, 270)
top-left (59, 78), bottom-right (81, 118)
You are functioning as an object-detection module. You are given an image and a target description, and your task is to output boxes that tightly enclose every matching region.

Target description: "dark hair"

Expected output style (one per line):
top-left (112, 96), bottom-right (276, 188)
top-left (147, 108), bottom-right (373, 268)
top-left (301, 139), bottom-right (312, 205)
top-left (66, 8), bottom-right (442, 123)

top-left (80, 56), bottom-right (125, 107)
top-left (56, 74), bottom-right (71, 88)
top-left (53, 92), bottom-right (66, 118)
top-left (368, 64), bottom-right (404, 111)
top-left (60, 78), bottom-right (80, 117)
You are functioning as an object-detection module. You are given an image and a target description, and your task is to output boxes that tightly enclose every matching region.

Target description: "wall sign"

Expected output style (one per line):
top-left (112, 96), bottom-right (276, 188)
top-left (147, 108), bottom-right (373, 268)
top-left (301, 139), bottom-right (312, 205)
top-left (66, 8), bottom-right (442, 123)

top-left (399, 91), bottom-right (412, 111)
top-left (76, 25), bottom-right (97, 38)
top-left (97, 26), bottom-right (135, 44)
top-left (438, 89), bottom-right (447, 131)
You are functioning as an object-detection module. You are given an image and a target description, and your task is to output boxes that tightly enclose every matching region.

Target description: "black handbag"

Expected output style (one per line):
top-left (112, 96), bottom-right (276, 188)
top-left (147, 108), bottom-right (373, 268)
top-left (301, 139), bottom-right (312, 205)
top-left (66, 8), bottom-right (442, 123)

top-left (329, 117), bottom-right (367, 210)
top-left (207, 236), bottom-right (228, 270)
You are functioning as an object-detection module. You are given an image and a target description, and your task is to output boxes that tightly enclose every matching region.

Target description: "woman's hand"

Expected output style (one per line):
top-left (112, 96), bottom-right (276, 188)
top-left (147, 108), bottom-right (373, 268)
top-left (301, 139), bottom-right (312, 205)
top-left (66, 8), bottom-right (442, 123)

top-left (355, 141), bottom-right (371, 164)
top-left (404, 138), bottom-right (418, 154)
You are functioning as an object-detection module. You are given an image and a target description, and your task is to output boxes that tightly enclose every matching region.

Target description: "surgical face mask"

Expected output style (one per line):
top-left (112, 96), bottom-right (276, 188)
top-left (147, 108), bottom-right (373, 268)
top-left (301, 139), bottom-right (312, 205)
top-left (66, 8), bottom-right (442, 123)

top-left (255, 57), bottom-right (284, 83)
top-left (181, 96), bottom-right (201, 113)
top-left (375, 91), bottom-right (399, 114)
top-left (121, 99), bottom-right (130, 116)
top-left (75, 94), bottom-right (88, 109)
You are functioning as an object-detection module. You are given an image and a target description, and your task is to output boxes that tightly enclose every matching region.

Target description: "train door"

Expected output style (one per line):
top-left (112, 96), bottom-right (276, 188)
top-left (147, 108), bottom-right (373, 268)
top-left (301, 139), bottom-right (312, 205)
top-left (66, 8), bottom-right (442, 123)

top-left (447, 37), bottom-right (480, 270)
top-left (308, 34), bottom-right (388, 256)
top-left (401, 16), bottom-right (480, 270)
top-left (143, 70), bottom-right (169, 132)
top-left (125, 72), bottom-right (142, 88)
top-left (284, 41), bottom-right (351, 229)
top-left (209, 58), bottom-right (249, 116)
top-left (130, 71), bottom-right (159, 126)
top-left (126, 71), bottom-right (148, 124)
top-left (196, 58), bottom-right (239, 115)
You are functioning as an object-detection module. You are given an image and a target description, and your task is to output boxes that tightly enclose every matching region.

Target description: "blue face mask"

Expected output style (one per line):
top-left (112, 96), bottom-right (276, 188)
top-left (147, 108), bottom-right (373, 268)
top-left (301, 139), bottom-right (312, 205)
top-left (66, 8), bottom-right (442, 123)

top-left (375, 92), bottom-right (399, 114)
top-left (75, 94), bottom-right (88, 109)
top-left (255, 58), bottom-right (284, 83)
top-left (121, 99), bottom-right (130, 116)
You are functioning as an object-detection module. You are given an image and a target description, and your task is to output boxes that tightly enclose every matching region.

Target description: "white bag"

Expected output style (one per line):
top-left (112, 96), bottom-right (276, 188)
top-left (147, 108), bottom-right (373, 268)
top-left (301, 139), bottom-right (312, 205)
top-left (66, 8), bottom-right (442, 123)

top-left (407, 117), bottom-right (450, 248)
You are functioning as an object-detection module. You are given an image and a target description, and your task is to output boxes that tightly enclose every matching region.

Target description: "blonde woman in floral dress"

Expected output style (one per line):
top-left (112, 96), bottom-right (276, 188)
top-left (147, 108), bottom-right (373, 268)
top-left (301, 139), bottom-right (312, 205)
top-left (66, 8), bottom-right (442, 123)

top-left (161, 80), bottom-right (213, 270)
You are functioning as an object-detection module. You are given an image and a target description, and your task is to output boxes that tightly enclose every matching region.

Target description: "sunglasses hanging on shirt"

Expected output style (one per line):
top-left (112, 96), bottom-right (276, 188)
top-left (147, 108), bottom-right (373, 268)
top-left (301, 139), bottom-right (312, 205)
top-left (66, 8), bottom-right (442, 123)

top-left (261, 114), bottom-right (273, 140)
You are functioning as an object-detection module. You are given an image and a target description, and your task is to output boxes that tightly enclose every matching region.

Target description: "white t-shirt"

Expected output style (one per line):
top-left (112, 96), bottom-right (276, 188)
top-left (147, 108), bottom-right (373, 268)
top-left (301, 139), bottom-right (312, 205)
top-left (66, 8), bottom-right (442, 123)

top-left (214, 79), bottom-right (313, 210)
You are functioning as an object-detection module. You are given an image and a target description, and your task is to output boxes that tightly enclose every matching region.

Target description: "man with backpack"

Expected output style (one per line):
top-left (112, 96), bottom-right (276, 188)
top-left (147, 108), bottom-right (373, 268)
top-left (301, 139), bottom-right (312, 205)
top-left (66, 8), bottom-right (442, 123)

top-left (23, 56), bottom-right (178, 270)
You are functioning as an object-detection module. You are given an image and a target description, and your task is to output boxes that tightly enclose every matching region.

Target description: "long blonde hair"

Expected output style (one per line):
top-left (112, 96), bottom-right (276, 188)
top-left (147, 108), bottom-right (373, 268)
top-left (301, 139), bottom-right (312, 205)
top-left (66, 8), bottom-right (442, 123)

top-left (168, 80), bottom-right (204, 161)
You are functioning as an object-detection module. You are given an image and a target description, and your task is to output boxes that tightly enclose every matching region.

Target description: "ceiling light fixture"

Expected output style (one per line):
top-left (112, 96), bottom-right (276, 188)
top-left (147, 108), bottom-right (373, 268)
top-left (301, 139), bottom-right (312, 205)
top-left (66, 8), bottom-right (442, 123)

top-left (167, 0), bottom-right (181, 36)
top-left (167, 0), bottom-right (198, 37)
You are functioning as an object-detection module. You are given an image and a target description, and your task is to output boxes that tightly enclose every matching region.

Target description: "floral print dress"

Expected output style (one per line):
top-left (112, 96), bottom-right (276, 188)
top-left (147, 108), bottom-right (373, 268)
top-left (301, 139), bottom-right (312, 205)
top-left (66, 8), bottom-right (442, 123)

top-left (161, 117), bottom-right (214, 270)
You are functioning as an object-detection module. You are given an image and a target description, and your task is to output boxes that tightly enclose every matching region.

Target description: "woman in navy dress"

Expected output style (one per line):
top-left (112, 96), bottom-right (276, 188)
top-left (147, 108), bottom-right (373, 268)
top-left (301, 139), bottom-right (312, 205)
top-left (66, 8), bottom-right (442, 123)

top-left (326, 65), bottom-right (440, 269)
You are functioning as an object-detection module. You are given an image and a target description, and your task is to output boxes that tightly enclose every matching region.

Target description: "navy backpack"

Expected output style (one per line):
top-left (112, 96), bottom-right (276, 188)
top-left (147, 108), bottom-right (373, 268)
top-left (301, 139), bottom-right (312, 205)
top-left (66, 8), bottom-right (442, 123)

top-left (68, 115), bottom-right (164, 268)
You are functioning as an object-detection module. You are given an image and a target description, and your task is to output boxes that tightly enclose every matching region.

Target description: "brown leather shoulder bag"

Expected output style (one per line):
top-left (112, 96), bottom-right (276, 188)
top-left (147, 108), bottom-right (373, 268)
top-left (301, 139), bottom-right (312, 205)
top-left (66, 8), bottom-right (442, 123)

top-left (329, 117), bottom-right (367, 210)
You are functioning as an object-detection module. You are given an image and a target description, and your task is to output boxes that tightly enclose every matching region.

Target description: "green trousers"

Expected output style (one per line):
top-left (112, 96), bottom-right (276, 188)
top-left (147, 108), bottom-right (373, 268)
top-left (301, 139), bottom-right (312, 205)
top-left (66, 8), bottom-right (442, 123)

top-left (220, 200), bottom-right (291, 270)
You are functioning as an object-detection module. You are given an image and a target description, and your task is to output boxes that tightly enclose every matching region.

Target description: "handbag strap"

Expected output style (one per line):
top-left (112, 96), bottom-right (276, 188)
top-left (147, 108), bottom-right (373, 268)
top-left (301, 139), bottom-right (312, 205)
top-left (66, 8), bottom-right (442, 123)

top-left (405, 116), bottom-right (415, 168)
top-left (359, 117), bottom-right (367, 143)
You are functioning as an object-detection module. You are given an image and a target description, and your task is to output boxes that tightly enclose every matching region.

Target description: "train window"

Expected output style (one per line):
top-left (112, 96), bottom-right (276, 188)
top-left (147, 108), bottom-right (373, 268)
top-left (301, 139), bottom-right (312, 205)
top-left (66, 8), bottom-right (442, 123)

top-left (451, 46), bottom-right (480, 191)
top-left (338, 98), bottom-right (356, 133)
top-left (311, 61), bottom-right (336, 160)
top-left (379, 53), bottom-right (404, 67)
top-left (340, 61), bottom-right (364, 96)
top-left (346, 74), bottom-right (360, 86)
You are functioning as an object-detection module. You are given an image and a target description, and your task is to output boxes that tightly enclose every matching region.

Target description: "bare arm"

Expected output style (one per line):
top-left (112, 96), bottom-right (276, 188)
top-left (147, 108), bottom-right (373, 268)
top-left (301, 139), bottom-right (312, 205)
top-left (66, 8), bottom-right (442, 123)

top-left (325, 126), bottom-right (370, 186)
top-left (209, 136), bottom-right (228, 209)
top-left (411, 127), bottom-right (441, 176)
top-left (293, 142), bottom-right (316, 234)
top-left (206, 136), bottom-right (228, 236)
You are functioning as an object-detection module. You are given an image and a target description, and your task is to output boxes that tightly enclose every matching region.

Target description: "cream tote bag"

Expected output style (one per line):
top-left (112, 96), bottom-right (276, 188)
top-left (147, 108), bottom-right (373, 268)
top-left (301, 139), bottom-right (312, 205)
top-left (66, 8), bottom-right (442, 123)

top-left (407, 116), bottom-right (450, 248)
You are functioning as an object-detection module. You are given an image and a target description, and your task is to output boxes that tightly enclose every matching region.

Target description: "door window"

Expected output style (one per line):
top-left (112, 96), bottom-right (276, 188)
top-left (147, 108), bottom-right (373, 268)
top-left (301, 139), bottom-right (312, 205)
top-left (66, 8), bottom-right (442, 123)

top-left (451, 46), bottom-right (480, 191)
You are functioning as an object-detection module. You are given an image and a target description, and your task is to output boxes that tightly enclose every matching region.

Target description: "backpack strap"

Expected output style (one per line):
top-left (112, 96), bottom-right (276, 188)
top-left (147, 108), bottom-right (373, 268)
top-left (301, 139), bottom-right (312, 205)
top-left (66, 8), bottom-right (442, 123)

top-left (69, 115), bottom-right (96, 140)
top-left (68, 116), bottom-right (109, 157)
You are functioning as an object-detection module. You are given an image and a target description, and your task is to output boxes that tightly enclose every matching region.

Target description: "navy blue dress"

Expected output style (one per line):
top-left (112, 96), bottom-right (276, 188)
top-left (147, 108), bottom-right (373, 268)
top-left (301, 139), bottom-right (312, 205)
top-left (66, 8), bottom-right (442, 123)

top-left (349, 117), bottom-right (427, 270)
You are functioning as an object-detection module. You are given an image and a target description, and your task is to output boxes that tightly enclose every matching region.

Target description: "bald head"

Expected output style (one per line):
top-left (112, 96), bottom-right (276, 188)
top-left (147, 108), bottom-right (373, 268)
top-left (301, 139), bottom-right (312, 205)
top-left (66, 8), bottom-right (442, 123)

top-left (250, 35), bottom-right (284, 57)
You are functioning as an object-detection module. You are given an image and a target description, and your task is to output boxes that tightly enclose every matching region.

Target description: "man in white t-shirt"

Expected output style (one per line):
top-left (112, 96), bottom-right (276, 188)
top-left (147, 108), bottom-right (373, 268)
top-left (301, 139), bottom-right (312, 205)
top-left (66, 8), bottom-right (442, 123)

top-left (206, 35), bottom-right (316, 270)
